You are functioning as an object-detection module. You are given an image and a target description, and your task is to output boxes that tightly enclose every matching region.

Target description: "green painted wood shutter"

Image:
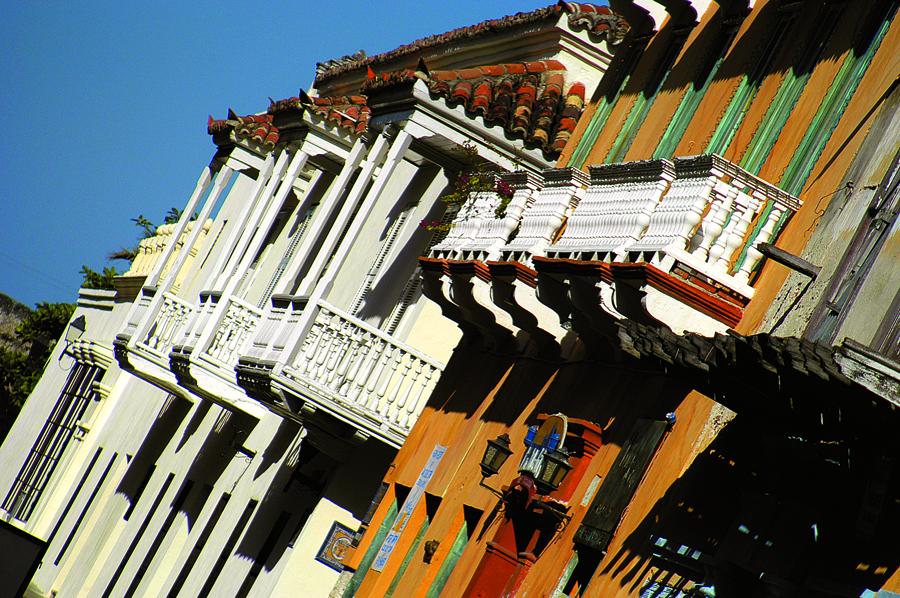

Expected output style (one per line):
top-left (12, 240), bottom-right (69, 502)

top-left (574, 419), bottom-right (668, 553)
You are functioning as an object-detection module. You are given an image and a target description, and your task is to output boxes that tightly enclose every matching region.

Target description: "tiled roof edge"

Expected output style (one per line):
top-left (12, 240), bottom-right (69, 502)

top-left (314, 2), bottom-right (627, 86)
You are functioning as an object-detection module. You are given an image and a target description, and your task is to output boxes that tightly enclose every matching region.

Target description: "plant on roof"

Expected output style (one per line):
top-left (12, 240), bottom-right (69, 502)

top-left (420, 142), bottom-right (514, 232)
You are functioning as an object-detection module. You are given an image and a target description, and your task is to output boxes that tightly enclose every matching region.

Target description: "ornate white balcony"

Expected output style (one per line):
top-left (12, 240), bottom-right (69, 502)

top-left (501, 168), bottom-right (589, 265)
top-left (430, 171), bottom-right (543, 261)
top-left (200, 296), bottom-right (264, 369)
top-left (625, 154), bottom-right (801, 298)
top-left (275, 300), bottom-right (444, 446)
top-left (241, 294), bottom-right (307, 364)
top-left (547, 159), bottom-right (675, 260)
top-left (137, 292), bottom-right (194, 359)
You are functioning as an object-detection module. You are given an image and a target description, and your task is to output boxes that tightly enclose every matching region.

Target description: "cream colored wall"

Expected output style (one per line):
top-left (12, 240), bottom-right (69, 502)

top-left (270, 498), bottom-right (360, 598)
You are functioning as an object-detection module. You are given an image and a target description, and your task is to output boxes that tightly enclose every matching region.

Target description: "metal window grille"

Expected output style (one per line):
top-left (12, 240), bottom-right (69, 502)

top-left (2, 363), bottom-right (104, 521)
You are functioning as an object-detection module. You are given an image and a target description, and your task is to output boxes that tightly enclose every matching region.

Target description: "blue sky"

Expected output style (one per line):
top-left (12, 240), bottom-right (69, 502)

top-left (1, 0), bottom-right (554, 307)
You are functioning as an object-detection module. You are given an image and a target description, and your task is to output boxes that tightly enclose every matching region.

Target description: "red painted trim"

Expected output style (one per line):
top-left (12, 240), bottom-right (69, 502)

top-left (486, 261), bottom-right (538, 288)
top-left (611, 263), bottom-right (744, 327)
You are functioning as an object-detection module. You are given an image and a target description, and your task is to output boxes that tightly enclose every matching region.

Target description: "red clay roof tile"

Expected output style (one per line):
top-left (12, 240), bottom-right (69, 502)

top-left (314, 3), bottom-right (628, 85)
top-left (207, 112), bottom-right (280, 149)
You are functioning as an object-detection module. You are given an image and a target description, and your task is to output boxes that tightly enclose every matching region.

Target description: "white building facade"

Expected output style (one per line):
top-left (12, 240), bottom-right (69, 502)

top-left (0, 4), bottom-right (627, 596)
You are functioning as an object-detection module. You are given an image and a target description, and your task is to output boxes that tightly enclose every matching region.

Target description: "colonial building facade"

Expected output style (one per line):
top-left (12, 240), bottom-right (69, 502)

top-left (342, 0), bottom-right (900, 597)
top-left (0, 4), bottom-right (630, 597)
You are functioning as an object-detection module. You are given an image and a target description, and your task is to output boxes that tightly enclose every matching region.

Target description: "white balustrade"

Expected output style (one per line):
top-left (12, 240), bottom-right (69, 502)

top-left (174, 291), bottom-right (221, 350)
top-left (121, 287), bottom-right (156, 338)
top-left (430, 172), bottom-right (543, 262)
top-left (285, 300), bottom-right (444, 435)
top-left (140, 292), bottom-right (195, 357)
top-left (653, 155), bottom-right (801, 298)
top-left (203, 296), bottom-right (263, 366)
top-left (501, 168), bottom-right (588, 265)
top-left (549, 159), bottom-right (675, 260)
top-left (242, 294), bottom-right (306, 363)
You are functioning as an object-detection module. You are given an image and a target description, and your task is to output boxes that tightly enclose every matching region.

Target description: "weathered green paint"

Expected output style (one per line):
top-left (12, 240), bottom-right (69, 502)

top-left (425, 521), bottom-right (469, 598)
top-left (607, 35), bottom-right (687, 164)
top-left (569, 93), bottom-right (620, 169)
top-left (653, 58), bottom-right (725, 158)
top-left (551, 551), bottom-right (579, 598)
top-left (706, 14), bottom-right (797, 155)
top-left (780, 5), bottom-right (896, 196)
top-left (734, 4), bottom-right (895, 272)
top-left (740, 5), bottom-right (842, 174)
top-left (385, 515), bottom-right (430, 598)
top-left (343, 499), bottom-right (399, 598)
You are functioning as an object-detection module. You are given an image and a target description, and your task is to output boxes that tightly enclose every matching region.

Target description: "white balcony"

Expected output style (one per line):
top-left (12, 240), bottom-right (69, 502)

top-left (548, 159), bottom-right (675, 259)
top-left (626, 154), bottom-right (800, 298)
top-left (433, 155), bottom-right (800, 301)
top-left (500, 168), bottom-right (589, 265)
top-left (430, 171), bottom-right (543, 262)
top-left (198, 296), bottom-right (264, 370)
top-left (278, 300), bottom-right (444, 446)
top-left (137, 292), bottom-right (194, 360)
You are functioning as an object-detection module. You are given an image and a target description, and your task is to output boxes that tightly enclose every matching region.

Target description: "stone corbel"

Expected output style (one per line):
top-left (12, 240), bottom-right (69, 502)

top-left (419, 258), bottom-right (478, 340)
top-left (446, 261), bottom-right (516, 351)
top-left (609, 263), bottom-right (669, 328)
top-left (487, 262), bottom-right (560, 358)
top-left (566, 264), bottom-right (623, 360)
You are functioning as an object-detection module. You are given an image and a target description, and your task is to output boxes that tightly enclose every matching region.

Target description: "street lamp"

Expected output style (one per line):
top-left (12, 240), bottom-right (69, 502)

top-left (480, 433), bottom-right (513, 478)
top-left (535, 448), bottom-right (572, 494)
top-left (65, 315), bottom-right (86, 344)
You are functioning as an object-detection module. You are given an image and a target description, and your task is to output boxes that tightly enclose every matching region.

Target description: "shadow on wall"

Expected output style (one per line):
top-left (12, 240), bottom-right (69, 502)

top-left (230, 434), bottom-right (394, 594)
top-left (115, 395), bottom-right (191, 520)
top-left (592, 412), bottom-right (899, 597)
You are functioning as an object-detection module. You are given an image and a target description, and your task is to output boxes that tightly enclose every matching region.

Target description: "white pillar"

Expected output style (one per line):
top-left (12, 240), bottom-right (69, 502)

top-left (130, 165), bottom-right (235, 347)
top-left (196, 152), bottom-right (278, 293)
top-left (279, 128), bottom-right (413, 370)
top-left (275, 137), bottom-right (369, 296)
top-left (210, 151), bottom-right (287, 290)
top-left (145, 166), bottom-right (213, 288)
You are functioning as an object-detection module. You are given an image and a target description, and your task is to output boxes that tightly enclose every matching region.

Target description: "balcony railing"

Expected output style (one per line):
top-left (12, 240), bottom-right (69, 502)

top-left (501, 168), bottom-right (588, 264)
top-left (201, 296), bottom-right (263, 368)
top-left (282, 300), bottom-right (444, 437)
top-left (430, 172), bottom-right (543, 261)
top-left (430, 156), bottom-right (800, 299)
top-left (626, 155), bottom-right (800, 298)
top-left (139, 292), bottom-right (194, 358)
top-left (242, 294), bottom-right (306, 364)
top-left (548, 159), bottom-right (675, 259)
top-left (123, 219), bottom-right (212, 281)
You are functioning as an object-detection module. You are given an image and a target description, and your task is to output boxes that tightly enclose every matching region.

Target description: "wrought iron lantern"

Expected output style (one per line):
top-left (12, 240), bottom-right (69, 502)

top-left (535, 447), bottom-right (572, 493)
top-left (480, 433), bottom-right (513, 478)
top-left (65, 315), bottom-right (86, 344)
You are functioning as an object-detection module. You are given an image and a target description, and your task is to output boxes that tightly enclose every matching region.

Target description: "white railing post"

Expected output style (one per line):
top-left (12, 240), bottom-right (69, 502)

top-left (130, 165), bottom-right (235, 348)
top-left (282, 299), bottom-right (444, 437)
top-left (279, 129), bottom-right (411, 370)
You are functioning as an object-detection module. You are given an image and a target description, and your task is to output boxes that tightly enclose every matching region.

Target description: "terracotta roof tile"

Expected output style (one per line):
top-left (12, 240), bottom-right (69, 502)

top-left (314, 3), bottom-right (628, 85)
top-left (208, 4), bottom-right (626, 153)
top-left (563, 2), bottom-right (630, 43)
top-left (267, 93), bottom-right (371, 135)
top-left (207, 111), bottom-right (280, 149)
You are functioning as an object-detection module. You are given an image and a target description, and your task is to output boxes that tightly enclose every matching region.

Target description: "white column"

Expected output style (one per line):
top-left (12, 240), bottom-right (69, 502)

top-left (196, 152), bottom-right (277, 293)
top-left (211, 151), bottom-right (288, 290)
top-left (296, 133), bottom-right (392, 297)
top-left (130, 165), bottom-right (235, 347)
top-left (145, 166), bottom-right (214, 288)
top-left (220, 147), bottom-right (310, 292)
top-left (274, 137), bottom-right (369, 296)
top-left (279, 128), bottom-right (413, 370)
top-left (191, 148), bottom-right (307, 355)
